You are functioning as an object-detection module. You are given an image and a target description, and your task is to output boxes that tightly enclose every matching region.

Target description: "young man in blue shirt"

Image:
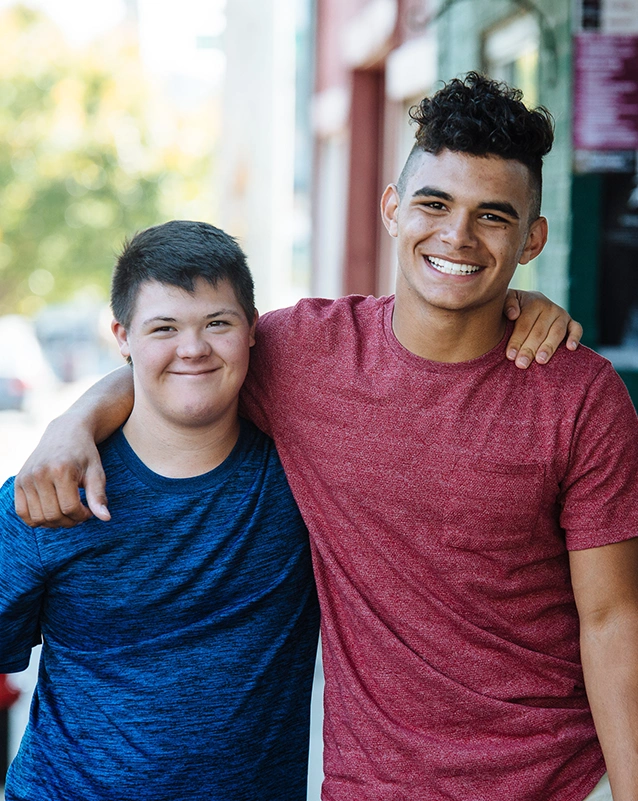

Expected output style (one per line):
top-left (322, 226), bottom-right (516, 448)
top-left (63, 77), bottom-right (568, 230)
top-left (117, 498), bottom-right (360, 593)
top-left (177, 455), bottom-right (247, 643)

top-left (0, 220), bottom-right (319, 801)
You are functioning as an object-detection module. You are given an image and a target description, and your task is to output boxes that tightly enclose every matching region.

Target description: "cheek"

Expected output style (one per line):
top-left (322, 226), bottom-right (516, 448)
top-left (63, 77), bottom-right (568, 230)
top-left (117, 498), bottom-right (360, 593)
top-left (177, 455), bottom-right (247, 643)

top-left (226, 343), bottom-right (252, 379)
top-left (132, 344), bottom-right (172, 377)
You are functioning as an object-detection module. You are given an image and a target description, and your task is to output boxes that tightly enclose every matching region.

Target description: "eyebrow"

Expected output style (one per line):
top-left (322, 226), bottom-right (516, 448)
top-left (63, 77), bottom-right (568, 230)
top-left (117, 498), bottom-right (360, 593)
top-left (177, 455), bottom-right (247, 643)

top-left (412, 186), bottom-right (520, 220)
top-left (141, 309), bottom-right (243, 326)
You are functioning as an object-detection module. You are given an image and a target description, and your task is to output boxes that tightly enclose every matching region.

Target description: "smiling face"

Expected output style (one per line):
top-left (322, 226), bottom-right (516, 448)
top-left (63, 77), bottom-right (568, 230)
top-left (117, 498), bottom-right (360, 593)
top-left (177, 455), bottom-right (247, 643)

top-left (382, 148), bottom-right (548, 325)
top-left (112, 278), bottom-right (256, 433)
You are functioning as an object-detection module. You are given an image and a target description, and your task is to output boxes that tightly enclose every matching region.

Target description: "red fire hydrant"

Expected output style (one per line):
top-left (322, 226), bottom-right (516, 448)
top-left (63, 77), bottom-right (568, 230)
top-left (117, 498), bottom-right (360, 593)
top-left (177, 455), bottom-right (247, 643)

top-left (0, 675), bottom-right (20, 785)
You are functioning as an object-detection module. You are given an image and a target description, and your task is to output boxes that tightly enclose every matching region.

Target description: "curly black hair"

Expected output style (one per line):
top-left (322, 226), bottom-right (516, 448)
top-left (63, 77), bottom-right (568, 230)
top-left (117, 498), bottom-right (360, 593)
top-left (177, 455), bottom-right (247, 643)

top-left (397, 72), bottom-right (555, 219)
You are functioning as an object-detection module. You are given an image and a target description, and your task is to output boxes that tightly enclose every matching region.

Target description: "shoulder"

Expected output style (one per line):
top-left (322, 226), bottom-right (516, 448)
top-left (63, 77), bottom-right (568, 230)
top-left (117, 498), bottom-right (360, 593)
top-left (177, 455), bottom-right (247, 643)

top-left (257, 294), bottom-right (388, 340)
top-left (234, 420), bottom-right (301, 511)
top-left (237, 419), bottom-right (288, 477)
top-left (0, 477), bottom-right (36, 536)
top-left (514, 346), bottom-right (638, 436)
top-left (254, 295), bottom-right (390, 364)
top-left (0, 477), bottom-right (45, 565)
top-left (521, 344), bottom-right (627, 401)
top-left (536, 342), bottom-right (614, 381)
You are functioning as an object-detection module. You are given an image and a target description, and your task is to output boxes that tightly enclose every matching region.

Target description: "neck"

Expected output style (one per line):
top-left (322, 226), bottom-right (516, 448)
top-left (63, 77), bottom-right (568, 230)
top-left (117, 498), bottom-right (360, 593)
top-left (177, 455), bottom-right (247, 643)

top-left (122, 408), bottom-right (241, 478)
top-left (392, 294), bottom-right (507, 362)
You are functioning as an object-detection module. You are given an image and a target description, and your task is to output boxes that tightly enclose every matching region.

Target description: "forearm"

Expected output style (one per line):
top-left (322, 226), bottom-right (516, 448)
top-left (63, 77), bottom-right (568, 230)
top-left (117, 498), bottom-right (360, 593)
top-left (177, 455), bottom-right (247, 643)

top-left (55, 365), bottom-right (134, 442)
top-left (581, 610), bottom-right (638, 800)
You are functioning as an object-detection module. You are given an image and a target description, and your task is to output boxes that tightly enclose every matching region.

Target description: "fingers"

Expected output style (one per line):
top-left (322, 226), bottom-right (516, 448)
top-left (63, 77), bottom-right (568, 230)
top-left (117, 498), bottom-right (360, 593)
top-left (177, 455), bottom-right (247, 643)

top-left (12, 415), bottom-right (110, 529)
top-left (84, 462), bottom-right (110, 522)
top-left (505, 308), bottom-right (544, 368)
top-left (15, 466), bottom-right (93, 528)
top-left (506, 314), bottom-right (567, 370)
top-left (566, 319), bottom-right (583, 351)
top-left (505, 291), bottom-right (583, 370)
top-left (527, 316), bottom-right (569, 367)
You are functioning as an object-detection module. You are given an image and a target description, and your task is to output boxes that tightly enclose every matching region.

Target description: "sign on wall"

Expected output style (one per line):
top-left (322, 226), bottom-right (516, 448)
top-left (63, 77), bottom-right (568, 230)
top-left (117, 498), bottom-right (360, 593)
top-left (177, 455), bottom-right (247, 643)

top-left (573, 33), bottom-right (638, 150)
top-left (573, 0), bottom-right (638, 153)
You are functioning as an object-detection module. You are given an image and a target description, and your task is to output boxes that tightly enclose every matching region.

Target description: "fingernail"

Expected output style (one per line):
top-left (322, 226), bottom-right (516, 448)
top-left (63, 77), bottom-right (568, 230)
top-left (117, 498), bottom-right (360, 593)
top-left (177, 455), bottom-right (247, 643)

top-left (507, 348), bottom-right (517, 360)
top-left (516, 355), bottom-right (530, 368)
top-left (537, 351), bottom-right (548, 363)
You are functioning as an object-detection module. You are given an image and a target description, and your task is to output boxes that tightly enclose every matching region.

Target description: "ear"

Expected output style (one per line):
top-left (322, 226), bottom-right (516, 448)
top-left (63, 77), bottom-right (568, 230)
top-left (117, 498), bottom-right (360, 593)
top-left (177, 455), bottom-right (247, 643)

top-left (518, 216), bottom-right (548, 265)
top-left (111, 319), bottom-right (131, 360)
top-left (380, 184), bottom-right (400, 238)
top-left (248, 310), bottom-right (259, 348)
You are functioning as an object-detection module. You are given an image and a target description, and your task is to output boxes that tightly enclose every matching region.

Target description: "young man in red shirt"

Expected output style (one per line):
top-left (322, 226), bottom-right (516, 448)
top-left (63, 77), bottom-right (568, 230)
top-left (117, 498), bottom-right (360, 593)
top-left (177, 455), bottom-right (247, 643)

top-left (15, 74), bottom-right (638, 800)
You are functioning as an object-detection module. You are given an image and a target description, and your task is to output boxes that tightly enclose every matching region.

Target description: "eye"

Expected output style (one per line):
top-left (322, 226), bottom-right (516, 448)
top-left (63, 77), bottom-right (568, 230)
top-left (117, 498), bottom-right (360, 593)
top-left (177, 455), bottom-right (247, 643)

top-left (152, 325), bottom-right (176, 333)
top-left (420, 200), bottom-right (447, 211)
top-left (480, 213), bottom-right (510, 224)
top-left (206, 319), bottom-right (231, 329)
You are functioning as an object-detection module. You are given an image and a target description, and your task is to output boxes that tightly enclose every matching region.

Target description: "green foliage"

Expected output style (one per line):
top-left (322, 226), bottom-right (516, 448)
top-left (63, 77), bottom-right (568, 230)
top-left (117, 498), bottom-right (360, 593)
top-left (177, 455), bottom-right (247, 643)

top-left (0, 5), bottom-right (216, 315)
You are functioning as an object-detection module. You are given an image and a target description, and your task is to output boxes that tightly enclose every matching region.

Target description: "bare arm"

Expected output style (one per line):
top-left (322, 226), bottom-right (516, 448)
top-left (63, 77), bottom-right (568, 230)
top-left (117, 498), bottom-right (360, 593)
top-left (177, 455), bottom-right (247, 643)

top-left (14, 366), bottom-right (134, 527)
top-left (504, 289), bottom-right (582, 369)
top-left (569, 538), bottom-right (638, 801)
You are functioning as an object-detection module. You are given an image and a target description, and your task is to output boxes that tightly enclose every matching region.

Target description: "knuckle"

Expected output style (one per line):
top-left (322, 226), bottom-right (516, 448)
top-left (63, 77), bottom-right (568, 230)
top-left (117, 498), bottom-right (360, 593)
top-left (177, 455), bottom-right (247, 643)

top-left (51, 463), bottom-right (75, 481)
top-left (59, 501), bottom-right (81, 517)
top-left (541, 342), bottom-right (555, 356)
top-left (15, 473), bottom-right (34, 491)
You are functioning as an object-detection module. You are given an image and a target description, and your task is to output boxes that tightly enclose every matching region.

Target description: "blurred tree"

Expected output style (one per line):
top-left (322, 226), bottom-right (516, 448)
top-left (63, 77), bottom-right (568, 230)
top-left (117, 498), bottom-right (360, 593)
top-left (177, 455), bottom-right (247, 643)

top-left (0, 5), bottom-right (216, 316)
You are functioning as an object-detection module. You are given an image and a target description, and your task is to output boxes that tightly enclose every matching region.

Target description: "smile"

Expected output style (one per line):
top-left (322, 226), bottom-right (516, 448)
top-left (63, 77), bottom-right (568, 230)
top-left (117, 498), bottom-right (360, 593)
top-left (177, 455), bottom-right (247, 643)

top-left (428, 256), bottom-right (482, 275)
top-left (171, 369), bottom-right (217, 376)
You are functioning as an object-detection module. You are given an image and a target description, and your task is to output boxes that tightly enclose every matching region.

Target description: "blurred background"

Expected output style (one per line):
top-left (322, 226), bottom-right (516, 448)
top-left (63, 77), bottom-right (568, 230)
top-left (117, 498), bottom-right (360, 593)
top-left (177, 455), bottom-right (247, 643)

top-left (0, 0), bottom-right (637, 797)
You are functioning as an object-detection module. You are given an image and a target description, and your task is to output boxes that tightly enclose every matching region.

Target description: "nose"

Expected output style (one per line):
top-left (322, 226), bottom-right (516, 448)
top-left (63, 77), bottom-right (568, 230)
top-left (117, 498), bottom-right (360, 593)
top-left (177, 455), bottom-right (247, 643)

top-left (175, 330), bottom-right (212, 359)
top-left (440, 211), bottom-right (476, 249)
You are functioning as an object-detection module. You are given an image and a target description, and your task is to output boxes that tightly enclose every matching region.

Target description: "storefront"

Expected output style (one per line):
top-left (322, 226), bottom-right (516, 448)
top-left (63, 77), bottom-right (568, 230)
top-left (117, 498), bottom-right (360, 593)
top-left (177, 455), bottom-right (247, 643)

top-left (571, 0), bottom-right (638, 399)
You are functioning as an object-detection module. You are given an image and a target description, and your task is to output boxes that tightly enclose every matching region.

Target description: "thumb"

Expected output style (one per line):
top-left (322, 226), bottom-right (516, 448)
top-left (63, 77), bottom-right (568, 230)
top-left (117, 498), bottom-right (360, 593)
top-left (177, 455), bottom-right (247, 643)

top-left (84, 462), bottom-right (110, 521)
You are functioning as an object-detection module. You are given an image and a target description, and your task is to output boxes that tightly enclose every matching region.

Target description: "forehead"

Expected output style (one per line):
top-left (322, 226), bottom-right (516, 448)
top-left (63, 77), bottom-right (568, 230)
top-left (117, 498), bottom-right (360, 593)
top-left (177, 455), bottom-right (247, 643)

top-left (131, 278), bottom-right (243, 322)
top-left (404, 149), bottom-right (534, 210)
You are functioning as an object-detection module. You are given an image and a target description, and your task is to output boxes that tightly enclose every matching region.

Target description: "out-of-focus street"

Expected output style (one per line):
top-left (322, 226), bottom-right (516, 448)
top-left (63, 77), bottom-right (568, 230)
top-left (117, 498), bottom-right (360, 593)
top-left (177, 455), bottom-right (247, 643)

top-left (0, 378), bottom-right (104, 483)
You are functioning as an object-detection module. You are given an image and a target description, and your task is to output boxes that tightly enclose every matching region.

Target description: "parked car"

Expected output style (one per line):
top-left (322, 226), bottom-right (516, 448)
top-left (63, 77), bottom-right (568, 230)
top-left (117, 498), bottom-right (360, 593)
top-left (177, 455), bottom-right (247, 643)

top-left (0, 315), bottom-right (56, 412)
top-left (0, 375), bottom-right (28, 411)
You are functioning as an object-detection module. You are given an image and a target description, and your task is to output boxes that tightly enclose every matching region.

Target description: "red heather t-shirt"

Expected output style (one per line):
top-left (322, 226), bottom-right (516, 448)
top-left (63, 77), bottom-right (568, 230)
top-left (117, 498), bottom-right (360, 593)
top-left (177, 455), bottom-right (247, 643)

top-left (241, 294), bottom-right (638, 801)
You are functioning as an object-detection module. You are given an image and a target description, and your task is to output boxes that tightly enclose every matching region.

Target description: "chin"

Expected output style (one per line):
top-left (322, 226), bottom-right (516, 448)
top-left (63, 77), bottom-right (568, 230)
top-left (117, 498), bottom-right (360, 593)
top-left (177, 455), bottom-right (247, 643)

top-left (164, 405), bottom-right (218, 428)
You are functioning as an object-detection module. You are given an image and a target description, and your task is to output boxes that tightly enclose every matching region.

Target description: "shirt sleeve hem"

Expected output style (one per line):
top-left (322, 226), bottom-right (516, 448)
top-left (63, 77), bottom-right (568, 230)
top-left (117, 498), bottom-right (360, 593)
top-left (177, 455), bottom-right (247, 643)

top-left (566, 529), bottom-right (638, 551)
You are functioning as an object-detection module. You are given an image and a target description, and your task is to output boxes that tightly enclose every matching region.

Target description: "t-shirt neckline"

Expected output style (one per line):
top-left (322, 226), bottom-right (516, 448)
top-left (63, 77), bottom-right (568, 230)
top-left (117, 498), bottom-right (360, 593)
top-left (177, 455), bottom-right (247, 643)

top-left (382, 295), bottom-right (514, 372)
top-left (109, 417), bottom-right (257, 493)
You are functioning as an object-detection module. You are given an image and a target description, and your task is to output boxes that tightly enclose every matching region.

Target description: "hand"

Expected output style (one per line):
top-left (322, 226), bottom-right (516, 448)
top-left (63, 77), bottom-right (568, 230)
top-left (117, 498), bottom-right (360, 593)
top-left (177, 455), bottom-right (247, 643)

top-left (504, 289), bottom-right (582, 369)
top-left (14, 417), bottom-right (110, 528)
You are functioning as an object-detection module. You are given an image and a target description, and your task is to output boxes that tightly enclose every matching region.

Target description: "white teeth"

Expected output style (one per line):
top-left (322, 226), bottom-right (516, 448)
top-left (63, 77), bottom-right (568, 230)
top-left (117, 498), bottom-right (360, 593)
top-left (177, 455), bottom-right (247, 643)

top-left (428, 256), bottom-right (481, 275)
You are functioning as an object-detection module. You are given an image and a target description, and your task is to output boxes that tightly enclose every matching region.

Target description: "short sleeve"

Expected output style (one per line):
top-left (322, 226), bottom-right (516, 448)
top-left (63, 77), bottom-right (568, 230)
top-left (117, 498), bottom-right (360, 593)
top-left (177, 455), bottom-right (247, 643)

top-left (0, 477), bottom-right (45, 672)
top-left (560, 364), bottom-right (638, 550)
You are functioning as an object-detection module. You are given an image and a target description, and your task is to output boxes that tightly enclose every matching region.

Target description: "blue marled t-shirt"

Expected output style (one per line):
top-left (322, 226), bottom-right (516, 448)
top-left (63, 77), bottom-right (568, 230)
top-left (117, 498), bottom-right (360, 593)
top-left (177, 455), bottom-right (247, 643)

top-left (0, 419), bottom-right (319, 801)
